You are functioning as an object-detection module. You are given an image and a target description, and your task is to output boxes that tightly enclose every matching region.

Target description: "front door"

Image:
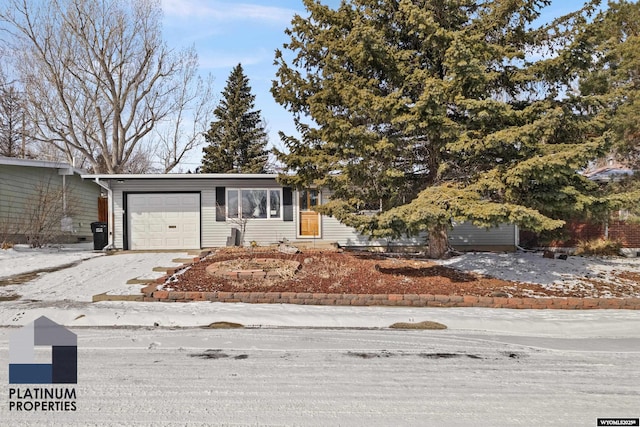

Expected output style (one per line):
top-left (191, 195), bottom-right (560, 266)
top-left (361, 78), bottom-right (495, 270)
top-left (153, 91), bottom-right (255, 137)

top-left (299, 189), bottom-right (320, 237)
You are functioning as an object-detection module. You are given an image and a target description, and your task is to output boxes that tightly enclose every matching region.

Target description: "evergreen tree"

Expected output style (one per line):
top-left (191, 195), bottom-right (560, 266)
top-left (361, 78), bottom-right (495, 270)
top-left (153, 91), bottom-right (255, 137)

top-left (272, 0), bottom-right (610, 258)
top-left (566, 1), bottom-right (640, 217)
top-left (575, 1), bottom-right (640, 167)
top-left (201, 64), bottom-right (268, 173)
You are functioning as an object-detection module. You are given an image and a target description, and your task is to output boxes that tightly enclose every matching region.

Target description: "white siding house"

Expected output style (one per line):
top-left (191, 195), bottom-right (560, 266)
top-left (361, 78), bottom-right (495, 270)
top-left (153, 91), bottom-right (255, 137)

top-left (83, 173), bottom-right (517, 251)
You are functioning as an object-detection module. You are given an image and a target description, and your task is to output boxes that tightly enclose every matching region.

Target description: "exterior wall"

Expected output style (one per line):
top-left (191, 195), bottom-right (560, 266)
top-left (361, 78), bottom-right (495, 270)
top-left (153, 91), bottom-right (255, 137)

top-left (609, 220), bottom-right (640, 248)
top-left (104, 177), bottom-right (516, 251)
top-left (320, 190), bottom-right (516, 249)
top-left (522, 221), bottom-right (605, 248)
top-left (323, 214), bottom-right (516, 249)
top-left (448, 221), bottom-right (516, 250)
top-left (0, 163), bottom-right (99, 243)
top-left (70, 174), bottom-right (102, 238)
top-left (108, 178), bottom-right (297, 249)
top-left (522, 217), bottom-right (640, 250)
top-left (321, 215), bottom-right (424, 247)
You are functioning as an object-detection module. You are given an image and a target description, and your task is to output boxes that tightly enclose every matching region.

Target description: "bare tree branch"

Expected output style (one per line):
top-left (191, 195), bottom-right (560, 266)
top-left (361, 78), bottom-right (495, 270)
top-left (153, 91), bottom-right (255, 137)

top-left (0, 0), bottom-right (207, 173)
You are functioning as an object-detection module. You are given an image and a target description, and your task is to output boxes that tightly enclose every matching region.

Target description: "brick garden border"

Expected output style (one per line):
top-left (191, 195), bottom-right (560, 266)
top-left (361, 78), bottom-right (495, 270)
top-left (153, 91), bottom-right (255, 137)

top-left (138, 289), bottom-right (640, 309)
top-left (91, 253), bottom-right (640, 310)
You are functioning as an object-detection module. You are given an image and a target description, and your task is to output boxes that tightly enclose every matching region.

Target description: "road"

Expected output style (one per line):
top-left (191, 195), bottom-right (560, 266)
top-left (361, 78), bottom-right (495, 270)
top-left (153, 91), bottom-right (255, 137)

top-left (1, 326), bottom-right (638, 426)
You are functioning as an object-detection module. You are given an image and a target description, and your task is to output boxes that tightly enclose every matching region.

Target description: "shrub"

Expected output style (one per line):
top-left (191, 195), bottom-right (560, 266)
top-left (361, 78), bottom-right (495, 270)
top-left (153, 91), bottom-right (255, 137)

top-left (575, 238), bottom-right (622, 256)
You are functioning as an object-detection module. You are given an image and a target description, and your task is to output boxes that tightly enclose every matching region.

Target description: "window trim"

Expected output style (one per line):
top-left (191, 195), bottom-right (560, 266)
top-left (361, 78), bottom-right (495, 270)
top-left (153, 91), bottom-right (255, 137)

top-left (226, 188), bottom-right (283, 220)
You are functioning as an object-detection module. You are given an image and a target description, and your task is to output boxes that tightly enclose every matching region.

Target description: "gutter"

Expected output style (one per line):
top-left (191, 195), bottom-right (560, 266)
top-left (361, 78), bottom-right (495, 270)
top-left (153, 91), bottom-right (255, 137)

top-left (92, 178), bottom-right (115, 250)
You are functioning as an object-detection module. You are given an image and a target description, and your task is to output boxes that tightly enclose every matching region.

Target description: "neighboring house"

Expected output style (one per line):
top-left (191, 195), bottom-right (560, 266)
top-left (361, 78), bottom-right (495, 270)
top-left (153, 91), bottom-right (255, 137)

top-left (520, 162), bottom-right (640, 256)
top-left (0, 157), bottom-right (102, 245)
top-left (584, 164), bottom-right (634, 183)
top-left (82, 173), bottom-right (518, 252)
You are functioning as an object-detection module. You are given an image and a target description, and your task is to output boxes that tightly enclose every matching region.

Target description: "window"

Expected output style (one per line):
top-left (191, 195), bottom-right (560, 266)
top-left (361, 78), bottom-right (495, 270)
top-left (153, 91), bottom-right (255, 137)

top-left (227, 188), bottom-right (282, 219)
top-left (227, 190), bottom-right (239, 218)
top-left (270, 190), bottom-right (281, 219)
top-left (242, 189), bottom-right (267, 218)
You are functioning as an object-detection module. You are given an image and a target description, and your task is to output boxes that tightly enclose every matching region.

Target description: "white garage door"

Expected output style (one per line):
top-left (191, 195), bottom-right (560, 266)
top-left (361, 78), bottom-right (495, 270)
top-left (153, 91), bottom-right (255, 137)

top-left (128, 193), bottom-right (201, 250)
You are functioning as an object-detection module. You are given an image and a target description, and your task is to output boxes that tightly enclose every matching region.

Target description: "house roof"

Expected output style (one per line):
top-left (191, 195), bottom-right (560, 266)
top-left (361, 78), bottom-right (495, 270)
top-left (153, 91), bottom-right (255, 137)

top-left (0, 156), bottom-right (85, 175)
top-left (82, 173), bottom-right (280, 180)
top-left (585, 166), bottom-right (634, 182)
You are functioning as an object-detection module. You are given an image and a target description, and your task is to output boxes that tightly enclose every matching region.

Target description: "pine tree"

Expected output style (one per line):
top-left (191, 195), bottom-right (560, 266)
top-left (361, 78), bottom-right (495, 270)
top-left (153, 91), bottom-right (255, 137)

top-left (201, 64), bottom-right (268, 173)
top-left (575, 1), bottom-right (640, 167)
top-left (272, 0), bottom-right (609, 258)
top-left (566, 1), bottom-right (640, 217)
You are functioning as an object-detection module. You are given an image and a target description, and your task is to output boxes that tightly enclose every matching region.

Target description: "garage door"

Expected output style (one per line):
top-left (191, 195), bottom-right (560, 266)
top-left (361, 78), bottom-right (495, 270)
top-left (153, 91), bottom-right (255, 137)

top-left (128, 193), bottom-right (200, 250)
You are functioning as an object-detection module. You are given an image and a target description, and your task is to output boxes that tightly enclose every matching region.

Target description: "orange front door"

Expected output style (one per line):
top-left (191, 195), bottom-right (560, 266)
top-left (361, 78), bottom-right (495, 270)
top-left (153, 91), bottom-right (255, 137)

top-left (299, 190), bottom-right (320, 237)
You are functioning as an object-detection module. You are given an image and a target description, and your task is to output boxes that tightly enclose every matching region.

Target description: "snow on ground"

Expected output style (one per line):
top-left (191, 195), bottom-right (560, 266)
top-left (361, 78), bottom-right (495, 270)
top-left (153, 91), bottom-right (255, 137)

top-left (0, 249), bottom-right (190, 302)
top-left (0, 247), bottom-right (639, 336)
top-left (437, 250), bottom-right (640, 297)
top-left (1, 248), bottom-right (639, 425)
top-left (0, 244), bottom-right (103, 279)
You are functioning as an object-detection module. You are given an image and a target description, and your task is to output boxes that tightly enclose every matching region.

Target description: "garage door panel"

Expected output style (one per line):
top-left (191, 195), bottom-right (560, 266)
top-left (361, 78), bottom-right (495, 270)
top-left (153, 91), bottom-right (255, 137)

top-left (183, 224), bottom-right (197, 233)
top-left (149, 224), bottom-right (164, 233)
top-left (128, 193), bottom-right (201, 250)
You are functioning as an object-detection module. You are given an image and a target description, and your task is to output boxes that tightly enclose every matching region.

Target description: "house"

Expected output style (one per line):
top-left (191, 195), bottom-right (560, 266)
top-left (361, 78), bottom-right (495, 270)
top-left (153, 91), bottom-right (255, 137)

top-left (0, 157), bottom-right (102, 245)
top-left (82, 173), bottom-right (518, 252)
top-left (519, 162), bottom-right (640, 256)
top-left (584, 158), bottom-right (634, 183)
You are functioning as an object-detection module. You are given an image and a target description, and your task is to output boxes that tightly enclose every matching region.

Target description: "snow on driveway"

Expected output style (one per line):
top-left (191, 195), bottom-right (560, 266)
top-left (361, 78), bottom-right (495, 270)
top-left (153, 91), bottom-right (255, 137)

top-left (1, 250), bottom-right (190, 302)
top-left (0, 245), bottom-right (103, 279)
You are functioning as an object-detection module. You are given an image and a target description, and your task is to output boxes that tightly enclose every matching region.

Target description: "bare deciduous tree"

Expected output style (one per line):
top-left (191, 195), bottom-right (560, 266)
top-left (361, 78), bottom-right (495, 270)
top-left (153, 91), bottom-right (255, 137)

top-left (153, 73), bottom-right (216, 173)
top-left (0, 0), bottom-right (211, 173)
top-left (0, 79), bottom-right (30, 158)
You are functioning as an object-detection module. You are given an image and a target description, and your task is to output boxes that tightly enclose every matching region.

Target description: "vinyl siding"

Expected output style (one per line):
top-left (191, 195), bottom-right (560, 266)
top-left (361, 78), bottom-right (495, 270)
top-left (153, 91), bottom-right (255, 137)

top-left (109, 178), bottom-right (297, 249)
top-left (323, 215), bottom-right (515, 248)
top-left (320, 190), bottom-right (515, 248)
top-left (104, 178), bottom-right (515, 250)
top-left (449, 221), bottom-right (515, 247)
top-left (0, 164), bottom-right (99, 241)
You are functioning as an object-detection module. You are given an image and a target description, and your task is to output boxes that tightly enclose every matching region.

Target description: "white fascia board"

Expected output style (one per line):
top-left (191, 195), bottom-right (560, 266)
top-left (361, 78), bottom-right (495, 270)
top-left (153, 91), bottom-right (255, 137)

top-left (0, 156), bottom-right (86, 175)
top-left (80, 173), bottom-right (282, 180)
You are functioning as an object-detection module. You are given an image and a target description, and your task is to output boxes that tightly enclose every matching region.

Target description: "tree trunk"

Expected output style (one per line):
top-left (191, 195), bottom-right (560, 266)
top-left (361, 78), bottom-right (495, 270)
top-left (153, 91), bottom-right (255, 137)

top-left (427, 224), bottom-right (449, 259)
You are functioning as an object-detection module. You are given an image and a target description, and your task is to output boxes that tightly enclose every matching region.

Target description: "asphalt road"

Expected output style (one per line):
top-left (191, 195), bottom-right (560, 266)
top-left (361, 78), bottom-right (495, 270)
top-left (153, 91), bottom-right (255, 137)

top-left (1, 327), bottom-right (638, 426)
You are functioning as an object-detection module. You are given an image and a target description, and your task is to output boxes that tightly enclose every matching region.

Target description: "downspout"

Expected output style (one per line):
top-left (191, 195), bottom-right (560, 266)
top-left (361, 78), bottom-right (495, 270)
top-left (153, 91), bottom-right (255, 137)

top-left (62, 174), bottom-right (67, 215)
top-left (93, 178), bottom-right (114, 250)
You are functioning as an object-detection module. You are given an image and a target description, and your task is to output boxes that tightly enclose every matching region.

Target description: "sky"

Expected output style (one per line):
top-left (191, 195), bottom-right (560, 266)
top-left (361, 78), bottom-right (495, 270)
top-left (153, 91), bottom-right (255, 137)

top-left (159, 0), bottom-right (596, 170)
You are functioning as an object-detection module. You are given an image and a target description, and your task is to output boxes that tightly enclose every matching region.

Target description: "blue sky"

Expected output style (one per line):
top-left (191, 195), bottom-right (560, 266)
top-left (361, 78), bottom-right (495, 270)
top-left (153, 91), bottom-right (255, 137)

top-left (159, 0), bottom-right (594, 169)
